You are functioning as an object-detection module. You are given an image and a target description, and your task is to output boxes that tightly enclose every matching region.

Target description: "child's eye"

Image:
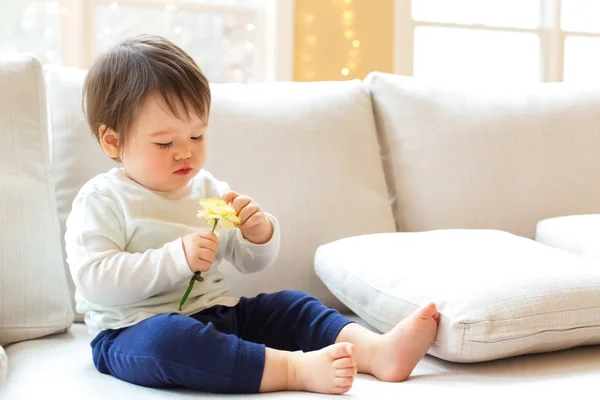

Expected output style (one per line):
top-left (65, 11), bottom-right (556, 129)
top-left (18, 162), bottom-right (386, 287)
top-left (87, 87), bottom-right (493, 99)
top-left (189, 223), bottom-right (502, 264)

top-left (191, 135), bottom-right (204, 142)
top-left (155, 142), bottom-right (173, 149)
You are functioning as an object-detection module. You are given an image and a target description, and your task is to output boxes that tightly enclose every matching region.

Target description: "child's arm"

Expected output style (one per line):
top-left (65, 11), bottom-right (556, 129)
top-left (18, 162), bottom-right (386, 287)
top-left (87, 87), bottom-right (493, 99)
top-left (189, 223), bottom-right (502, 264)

top-left (65, 192), bottom-right (192, 307)
top-left (224, 211), bottom-right (281, 274)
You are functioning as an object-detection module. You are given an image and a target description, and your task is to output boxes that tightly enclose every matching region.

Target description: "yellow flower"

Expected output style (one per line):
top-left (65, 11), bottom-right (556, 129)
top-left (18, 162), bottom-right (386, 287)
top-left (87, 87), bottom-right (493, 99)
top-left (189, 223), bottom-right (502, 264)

top-left (197, 198), bottom-right (240, 230)
top-left (180, 198), bottom-right (241, 311)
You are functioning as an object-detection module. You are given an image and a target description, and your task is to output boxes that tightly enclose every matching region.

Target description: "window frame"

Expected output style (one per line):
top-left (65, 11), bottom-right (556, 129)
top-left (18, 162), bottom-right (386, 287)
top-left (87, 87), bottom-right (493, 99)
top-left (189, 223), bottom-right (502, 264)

top-left (394, 0), bottom-right (600, 82)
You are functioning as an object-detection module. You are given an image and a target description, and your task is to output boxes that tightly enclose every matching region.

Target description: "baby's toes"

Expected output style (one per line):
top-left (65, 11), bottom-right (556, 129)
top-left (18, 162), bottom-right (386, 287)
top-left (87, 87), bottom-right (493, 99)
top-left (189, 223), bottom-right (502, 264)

top-left (326, 343), bottom-right (354, 360)
top-left (333, 357), bottom-right (356, 369)
top-left (336, 366), bottom-right (358, 377)
top-left (335, 376), bottom-right (354, 388)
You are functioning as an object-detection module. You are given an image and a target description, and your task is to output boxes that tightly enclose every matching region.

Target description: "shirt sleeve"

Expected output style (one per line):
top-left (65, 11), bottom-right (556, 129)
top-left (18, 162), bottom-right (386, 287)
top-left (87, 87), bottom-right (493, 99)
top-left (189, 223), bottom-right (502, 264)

top-left (226, 213), bottom-right (281, 274)
top-left (204, 172), bottom-right (281, 274)
top-left (65, 191), bottom-right (192, 307)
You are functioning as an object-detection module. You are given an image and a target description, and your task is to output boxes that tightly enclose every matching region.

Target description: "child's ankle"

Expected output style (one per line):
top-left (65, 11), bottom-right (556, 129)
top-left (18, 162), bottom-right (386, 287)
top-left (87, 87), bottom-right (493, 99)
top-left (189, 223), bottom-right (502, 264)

top-left (286, 352), bottom-right (302, 391)
top-left (262, 348), bottom-right (299, 392)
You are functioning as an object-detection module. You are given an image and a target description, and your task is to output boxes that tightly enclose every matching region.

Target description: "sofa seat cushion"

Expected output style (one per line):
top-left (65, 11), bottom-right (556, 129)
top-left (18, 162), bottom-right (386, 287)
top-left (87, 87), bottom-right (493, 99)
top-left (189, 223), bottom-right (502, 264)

top-left (315, 229), bottom-right (600, 363)
top-left (0, 345), bottom-right (6, 389)
top-left (5, 322), bottom-right (600, 398)
top-left (536, 214), bottom-right (600, 259)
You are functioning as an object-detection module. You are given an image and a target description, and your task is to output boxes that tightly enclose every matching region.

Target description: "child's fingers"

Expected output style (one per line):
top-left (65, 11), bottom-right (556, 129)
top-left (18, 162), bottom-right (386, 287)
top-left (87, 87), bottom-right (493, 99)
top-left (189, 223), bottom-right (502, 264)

top-left (197, 232), bottom-right (219, 248)
top-left (197, 248), bottom-right (216, 264)
top-left (232, 195), bottom-right (252, 214)
top-left (240, 212), bottom-right (263, 230)
top-left (222, 191), bottom-right (239, 204)
top-left (239, 203), bottom-right (260, 225)
top-left (195, 259), bottom-right (212, 273)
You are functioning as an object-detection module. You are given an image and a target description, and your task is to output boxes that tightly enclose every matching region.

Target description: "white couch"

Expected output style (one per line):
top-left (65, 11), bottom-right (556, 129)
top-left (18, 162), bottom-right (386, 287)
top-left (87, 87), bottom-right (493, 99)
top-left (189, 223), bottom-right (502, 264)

top-left (2, 54), bottom-right (600, 399)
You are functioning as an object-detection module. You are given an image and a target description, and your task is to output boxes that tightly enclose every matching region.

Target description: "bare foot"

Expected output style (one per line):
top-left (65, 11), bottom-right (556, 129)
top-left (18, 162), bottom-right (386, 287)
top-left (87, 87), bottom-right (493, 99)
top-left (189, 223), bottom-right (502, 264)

top-left (371, 302), bottom-right (440, 382)
top-left (288, 342), bottom-right (357, 394)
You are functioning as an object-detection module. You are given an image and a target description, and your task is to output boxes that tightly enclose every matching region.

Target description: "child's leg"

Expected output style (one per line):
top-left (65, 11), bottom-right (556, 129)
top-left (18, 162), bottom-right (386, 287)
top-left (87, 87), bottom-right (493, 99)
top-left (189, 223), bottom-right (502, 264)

top-left (335, 302), bottom-right (440, 382)
top-left (91, 312), bottom-right (265, 393)
top-left (231, 290), bottom-right (439, 383)
top-left (231, 290), bottom-right (354, 353)
top-left (90, 311), bottom-right (355, 395)
top-left (227, 290), bottom-right (358, 392)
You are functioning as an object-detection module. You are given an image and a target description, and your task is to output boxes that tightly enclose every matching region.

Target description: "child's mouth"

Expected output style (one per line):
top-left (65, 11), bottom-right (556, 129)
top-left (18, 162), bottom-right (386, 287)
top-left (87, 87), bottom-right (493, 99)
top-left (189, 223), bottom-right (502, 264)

top-left (174, 168), bottom-right (192, 175)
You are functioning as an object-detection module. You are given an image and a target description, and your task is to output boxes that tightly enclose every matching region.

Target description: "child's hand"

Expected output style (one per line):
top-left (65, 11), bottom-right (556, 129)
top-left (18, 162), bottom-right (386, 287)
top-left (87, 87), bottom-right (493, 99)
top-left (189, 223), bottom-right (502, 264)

top-left (182, 231), bottom-right (219, 273)
top-left (222, 192), bottom-right (273, 244)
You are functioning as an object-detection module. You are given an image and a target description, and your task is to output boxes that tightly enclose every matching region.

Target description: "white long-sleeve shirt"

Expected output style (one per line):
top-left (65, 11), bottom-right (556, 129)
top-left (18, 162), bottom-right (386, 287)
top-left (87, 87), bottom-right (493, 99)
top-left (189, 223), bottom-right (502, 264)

top-left (65, 168), bottom-right (280, 335)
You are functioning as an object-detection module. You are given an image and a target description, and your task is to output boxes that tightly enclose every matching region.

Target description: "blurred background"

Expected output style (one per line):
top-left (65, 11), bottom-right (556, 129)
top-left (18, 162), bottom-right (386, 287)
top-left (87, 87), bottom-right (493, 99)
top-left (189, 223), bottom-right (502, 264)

top-left (1, 0), bottom-right (599, 84)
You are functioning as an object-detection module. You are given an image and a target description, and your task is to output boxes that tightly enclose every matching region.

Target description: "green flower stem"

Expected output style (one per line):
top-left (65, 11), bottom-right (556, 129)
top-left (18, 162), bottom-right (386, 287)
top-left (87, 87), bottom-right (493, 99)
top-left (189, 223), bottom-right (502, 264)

top-left (178, 218), bottom-right (219, 311)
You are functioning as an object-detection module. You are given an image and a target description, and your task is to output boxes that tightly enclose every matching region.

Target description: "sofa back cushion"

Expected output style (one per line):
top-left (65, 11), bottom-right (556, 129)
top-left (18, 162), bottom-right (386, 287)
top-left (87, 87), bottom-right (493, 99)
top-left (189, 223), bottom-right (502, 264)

top-left (0, 55), bottom-right (73, 345)
top-left (44, 67), bottom-right (116, 319)
top-left (45, 66), bottom-right (395, 313)
top-left (366, 72), bottom-right (600, 238)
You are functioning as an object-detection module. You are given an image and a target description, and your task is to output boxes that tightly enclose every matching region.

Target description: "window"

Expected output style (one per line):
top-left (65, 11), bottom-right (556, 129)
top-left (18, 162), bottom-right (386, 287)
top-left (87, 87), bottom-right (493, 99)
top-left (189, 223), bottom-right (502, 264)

top-left (0, 0), bottom-right (293, 83)
top-left (395, 0), bottom-right (600, 84)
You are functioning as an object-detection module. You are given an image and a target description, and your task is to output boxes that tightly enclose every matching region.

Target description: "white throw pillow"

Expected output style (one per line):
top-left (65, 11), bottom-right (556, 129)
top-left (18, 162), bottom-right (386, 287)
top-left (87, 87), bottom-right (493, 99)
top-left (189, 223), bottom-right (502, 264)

top-left (0, 55), bottom-right (73, 345)
top-left (44, 66), bottom-right (395, 312)
top-left (315, 229), bottom-right (600, 363)
top-left (536, 214), bottom-right (600, 259)
top-left (366, 72), bottom-right (600, 238)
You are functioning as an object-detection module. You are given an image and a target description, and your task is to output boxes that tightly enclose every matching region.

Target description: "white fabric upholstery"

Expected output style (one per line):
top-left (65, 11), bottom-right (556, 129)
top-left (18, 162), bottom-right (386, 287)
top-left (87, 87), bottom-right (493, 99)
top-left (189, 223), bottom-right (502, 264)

top-left (536, 214), bottom-right (600, 259)
top-left (5, 322), bottom-right (600, 399)
top-left (44, 66), bottom-right (116, 321)
top-left (366, 72), bottom-right (600, 238)
top-left (44, 66), bottom-right (395, 312)
top-left (0, 55), bottom-right (73, 345)
top-left (315, 229), bottom-right (600, 362)
top-left (0, 345), bottom-right (6, 389)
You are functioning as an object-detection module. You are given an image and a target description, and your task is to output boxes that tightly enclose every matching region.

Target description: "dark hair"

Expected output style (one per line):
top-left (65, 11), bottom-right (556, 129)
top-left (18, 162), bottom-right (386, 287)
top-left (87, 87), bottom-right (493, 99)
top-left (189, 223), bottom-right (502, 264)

top-left (82, 34), bottom-right (211, 159)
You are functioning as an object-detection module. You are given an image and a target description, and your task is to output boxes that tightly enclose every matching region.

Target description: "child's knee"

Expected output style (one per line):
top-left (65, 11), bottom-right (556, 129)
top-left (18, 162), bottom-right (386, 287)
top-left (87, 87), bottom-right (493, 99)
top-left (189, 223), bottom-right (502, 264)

top-left (278, 289), bottom-right (319, 305)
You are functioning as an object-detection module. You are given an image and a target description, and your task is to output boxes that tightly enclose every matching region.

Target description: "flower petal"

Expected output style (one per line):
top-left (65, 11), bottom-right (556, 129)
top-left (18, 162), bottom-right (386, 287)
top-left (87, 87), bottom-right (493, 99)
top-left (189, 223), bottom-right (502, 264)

top-left (198, 198), bottom-right (239, 229)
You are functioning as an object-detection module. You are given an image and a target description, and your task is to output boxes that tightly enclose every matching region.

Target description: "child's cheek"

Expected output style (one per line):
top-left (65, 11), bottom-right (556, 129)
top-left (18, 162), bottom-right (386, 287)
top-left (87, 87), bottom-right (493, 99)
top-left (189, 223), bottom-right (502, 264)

top-left (149, 148), bottom-right (171, 172)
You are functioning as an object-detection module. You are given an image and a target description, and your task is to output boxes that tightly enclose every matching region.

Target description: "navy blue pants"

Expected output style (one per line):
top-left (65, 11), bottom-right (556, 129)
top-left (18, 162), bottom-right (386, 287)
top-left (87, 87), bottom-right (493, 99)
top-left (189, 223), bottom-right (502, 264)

top-left (90, 290), bottom-right (352, 394)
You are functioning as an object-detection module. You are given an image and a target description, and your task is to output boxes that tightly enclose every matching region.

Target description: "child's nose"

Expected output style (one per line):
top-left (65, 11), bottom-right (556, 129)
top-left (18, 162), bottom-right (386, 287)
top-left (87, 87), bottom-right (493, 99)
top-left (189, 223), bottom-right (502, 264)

top-left (174, 143), bottom-right (192, 160)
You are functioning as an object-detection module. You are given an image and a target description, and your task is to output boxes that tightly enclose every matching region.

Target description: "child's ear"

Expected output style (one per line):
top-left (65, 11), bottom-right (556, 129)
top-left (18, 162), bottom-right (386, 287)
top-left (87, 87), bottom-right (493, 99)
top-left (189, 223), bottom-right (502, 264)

top-left (99, 124), bottom-right (120, 159)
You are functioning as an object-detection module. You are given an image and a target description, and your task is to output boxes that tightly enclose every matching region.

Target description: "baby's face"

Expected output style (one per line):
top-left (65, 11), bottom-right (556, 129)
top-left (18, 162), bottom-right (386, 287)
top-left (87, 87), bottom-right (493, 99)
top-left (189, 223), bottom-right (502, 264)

top-left (120, 92), bottom-right (207, 192)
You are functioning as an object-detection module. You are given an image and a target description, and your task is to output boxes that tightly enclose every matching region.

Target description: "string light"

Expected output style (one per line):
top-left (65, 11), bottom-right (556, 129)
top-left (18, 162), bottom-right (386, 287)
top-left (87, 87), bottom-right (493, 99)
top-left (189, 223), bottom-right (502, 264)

top-left (300, 12), bottom-right (317, 80)
top-left (300, 0), bottom-right (360, 80)
top-left (305, 35), bottom-right (317, 46)
top-left (339, 0), bottom-right (359, 78)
